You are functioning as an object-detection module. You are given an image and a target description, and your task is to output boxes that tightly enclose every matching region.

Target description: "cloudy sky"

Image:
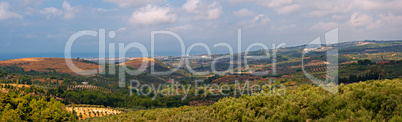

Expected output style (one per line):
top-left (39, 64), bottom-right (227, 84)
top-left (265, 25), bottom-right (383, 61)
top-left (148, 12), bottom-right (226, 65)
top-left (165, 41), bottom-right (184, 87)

top-left (1, 0), bottom-right (402, 56)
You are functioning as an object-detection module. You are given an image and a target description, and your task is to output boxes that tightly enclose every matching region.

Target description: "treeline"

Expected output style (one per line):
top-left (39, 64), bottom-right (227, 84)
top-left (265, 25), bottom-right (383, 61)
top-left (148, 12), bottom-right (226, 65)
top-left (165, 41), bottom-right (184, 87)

top-left (0, 66), bottom-right (117, 90)
top-left (0, 66), bottom-right (71, 78)
top-left (0, 75), bottom-right (34, 85)
top-left (59, 89), bottom-right (223, 109)
top-left (338, 59), bottom-right (402, 84)
top-left (0, 66), bottom-right (95, 86)
top-left (339, 71), bottom-right (380, 84)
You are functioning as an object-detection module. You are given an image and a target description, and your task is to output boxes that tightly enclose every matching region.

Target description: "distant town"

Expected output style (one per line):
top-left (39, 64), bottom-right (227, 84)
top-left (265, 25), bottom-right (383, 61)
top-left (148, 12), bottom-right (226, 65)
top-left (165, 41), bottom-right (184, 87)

top-left (83, 54), bottom-right (215, 62)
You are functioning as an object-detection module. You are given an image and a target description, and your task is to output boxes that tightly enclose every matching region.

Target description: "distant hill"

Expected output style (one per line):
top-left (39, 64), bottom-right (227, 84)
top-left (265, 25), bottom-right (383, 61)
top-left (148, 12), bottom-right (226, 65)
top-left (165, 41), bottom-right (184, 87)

top-left (212, 75), bottom-right (267, 83)
top-left (120, 57), bottom-right (191, 78)
top-left (119, 57), bottom-right (170, 72)
top-left (0, 58), bottom-right (99, 75)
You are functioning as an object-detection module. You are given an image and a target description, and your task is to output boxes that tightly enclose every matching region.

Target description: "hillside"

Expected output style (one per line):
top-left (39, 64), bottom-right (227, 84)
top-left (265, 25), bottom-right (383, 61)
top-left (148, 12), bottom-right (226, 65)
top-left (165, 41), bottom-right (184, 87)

top-left (65, 105), bottom-right (123, 120)
top-left (0, 58), bottom-right (99, 75)
top-left (81, 78), bottom-right (402, 121)
top-left (119, 57), bottom-right (171, 71)
top-left (119, 57), bottom-right (154, 69)
top-left (161, 40), bottom-right (402, 75)
top-left (120, 57), bottom-right (191, 78)
top-left (0, 91), bottom-right (76, 121)
top-left (211, 75), bottom-right (267, 83)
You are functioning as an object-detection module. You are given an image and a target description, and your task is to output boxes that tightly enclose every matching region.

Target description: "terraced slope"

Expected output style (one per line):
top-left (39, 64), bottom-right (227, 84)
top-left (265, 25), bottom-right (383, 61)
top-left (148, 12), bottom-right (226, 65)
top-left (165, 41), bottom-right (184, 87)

top-left (120, 57), bottom-right (191, 77)
top-left (65, 107), bottom-right (123, 120)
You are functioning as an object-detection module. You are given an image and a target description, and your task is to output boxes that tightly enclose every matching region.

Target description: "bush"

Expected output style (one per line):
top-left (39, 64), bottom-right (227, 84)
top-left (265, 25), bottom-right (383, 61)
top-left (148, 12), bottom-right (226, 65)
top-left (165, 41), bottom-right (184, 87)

top-left (80, 78), bottom-right (402, 121)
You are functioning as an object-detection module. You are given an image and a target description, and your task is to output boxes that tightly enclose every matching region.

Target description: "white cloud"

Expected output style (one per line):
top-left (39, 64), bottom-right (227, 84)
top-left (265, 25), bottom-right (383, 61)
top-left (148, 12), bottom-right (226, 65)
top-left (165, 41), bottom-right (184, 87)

top-left (41, 7), bottom-right (62, 15)
top-left (265, 0), bottom-right (293, 8)
top-left (182, 0), bottom-right (223, 20)
top-left (225, 0), bottom-right (250, 4)
top-left (117, 27), bottom-right (127, 32)
top-left (252, 14), bottom-right (270, 25)
top-left (365, 13), bottom-right (402, 30)
top-left (94, 8), bottom-right (118, 13)
top-left (308, 1), bottom-right (352, 17)
top-left (128, 5), bottom-right (177, 25)
top-left (4, 0), bottom-right (402, 50)
top-left (206, 5), bottom-right (222, 20)
top-left (275, 4), bottom-right (300, 15)
top-left (378, 13), bottom-right (402, 26)
top-left (15, 0), bottom-right (43, 15)
top-left (182, 0), bottom-right (199, 13)
top-left (104, 0), bottom-right (163, 7)
top-left (332, 15), bottom-right (346, 20)
top-left (15, 0), bottom-right (42, 8)
top-left (39, 2), bottom-right (80, 20)
top-left (226, 0), bottom-right (300, 15)
top-left (349, 13), bottom-right (372, 27)
top-left (233, 8), bottom-right (253, 17)
top-left (169, 24), bottom-right (193, 31)
top-left (238, 14), bottom-right (270, 28)
top-left (260, 0), bottom-right (301, 14)
top-left (62, 1), bottom-right (79, 19)
top-left (40, 7), bottom-right (62, 19)
top-left (228, 0), bottom-right (340, 15)
top-left (225, 0), bottom-right (402, 19)
top-left (311, 22), bottom-right (338, 31)
top-left (342, 12), bottom-right (402, 32)
top-left (0, 2), bottom-right (23, 20)
top-left (358, 0), bottom-right (402, 11)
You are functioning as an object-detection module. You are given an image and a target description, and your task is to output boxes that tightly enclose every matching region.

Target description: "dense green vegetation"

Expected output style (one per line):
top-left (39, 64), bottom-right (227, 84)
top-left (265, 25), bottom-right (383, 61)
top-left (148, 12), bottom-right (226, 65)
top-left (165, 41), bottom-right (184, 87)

top-left (0, 66), bottom-right (95, 86)
top-left (82, 78), bottom-right (402, 121)
top-left (302, 58), bottom-right (402, 84)
top-left (1, 66), bottom-right (265, 110)
top-left (0, 92), bottom-right (76, 121)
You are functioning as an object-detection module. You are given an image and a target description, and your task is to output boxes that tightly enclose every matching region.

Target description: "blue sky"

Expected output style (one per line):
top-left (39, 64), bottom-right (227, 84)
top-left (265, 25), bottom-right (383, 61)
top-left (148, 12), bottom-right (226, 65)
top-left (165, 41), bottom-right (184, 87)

top-left (1, 0), bottom-right (402, 55)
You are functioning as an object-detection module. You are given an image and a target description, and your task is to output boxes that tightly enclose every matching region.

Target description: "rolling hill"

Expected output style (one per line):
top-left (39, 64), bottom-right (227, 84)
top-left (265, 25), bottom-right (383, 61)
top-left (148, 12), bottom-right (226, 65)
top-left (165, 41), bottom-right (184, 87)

top-left (119, 57), bottom-right (170, 71)
top-left (0, 58), bottom-right (99, 75)
top-left (119, 57), bottom-right (191, 78)
top-left (80, 78), bottom-right (402, 121)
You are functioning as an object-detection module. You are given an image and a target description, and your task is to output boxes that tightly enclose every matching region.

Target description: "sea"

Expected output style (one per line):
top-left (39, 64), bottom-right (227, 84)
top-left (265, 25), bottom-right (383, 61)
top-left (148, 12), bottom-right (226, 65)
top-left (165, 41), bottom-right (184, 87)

top-left (0, 51), bottom-right (230, 61)
top-left (0, 52), bottom-right (169, 61)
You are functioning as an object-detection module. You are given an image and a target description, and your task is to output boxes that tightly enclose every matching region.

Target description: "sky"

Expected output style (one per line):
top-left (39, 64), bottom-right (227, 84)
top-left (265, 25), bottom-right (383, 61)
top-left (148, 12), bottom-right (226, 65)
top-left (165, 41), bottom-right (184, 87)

top-left (1, 0), bottom-right (402, 57)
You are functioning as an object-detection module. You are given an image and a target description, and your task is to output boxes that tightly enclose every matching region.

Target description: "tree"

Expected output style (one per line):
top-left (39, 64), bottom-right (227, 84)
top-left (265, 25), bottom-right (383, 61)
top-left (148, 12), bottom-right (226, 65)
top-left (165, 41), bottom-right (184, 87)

top-left (358, 59), bottom-right (373, 65)
top-left (0, 92), bottom-right (76, 121)
top-left (1, 71), bottom-right (7, 78)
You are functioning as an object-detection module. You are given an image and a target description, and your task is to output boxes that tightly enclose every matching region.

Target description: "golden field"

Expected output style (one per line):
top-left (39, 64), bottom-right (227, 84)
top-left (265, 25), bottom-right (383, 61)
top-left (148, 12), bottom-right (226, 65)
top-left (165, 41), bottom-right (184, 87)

top-left (0, 58), bottom-right (99, 75)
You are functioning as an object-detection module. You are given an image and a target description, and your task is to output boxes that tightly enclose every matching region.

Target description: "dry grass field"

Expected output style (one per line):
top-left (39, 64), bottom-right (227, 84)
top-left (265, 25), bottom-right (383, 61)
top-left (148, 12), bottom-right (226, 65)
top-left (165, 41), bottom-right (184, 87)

top-left (0, 58), bottom-right (99, 75)
top-left (0, 83), bottom-right (31, 88)
top-left (31, 78), bottom-right (62, 84)
top-left (65, 107), bottom-right (123, 120)
top-left (119, 57), bottom-right (157, 69)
